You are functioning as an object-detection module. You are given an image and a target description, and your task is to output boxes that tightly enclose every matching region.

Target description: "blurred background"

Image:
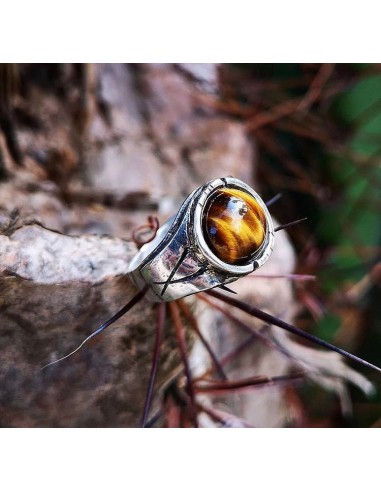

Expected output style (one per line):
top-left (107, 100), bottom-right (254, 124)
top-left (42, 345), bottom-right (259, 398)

top-left (218, 64), bottom-right (381, 426)
top-left (0, 63), bottom-right (380, 427)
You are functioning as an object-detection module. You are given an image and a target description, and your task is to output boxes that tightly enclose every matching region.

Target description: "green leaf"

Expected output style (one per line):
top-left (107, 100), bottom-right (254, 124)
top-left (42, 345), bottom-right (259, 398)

top-left (333, 75), bottom-right (381, 124)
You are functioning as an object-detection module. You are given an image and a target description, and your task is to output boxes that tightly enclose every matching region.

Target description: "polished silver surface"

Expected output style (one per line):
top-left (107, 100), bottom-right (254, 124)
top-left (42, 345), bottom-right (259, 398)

top-left (128, 177), bottom-right (275, 302)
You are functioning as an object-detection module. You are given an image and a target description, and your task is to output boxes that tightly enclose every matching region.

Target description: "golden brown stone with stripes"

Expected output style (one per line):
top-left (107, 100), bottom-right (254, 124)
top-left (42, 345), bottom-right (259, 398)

top-left (202, 188), bottom-right (266, 265)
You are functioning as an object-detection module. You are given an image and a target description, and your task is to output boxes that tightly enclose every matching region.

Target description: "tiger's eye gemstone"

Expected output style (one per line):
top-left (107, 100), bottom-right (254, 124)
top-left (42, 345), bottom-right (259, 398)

top-left (202, 187), bottom-right (267, 265)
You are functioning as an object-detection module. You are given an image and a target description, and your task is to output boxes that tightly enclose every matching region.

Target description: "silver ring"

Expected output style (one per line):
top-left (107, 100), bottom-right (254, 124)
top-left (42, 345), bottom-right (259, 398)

top-left (128, 177), bottom-right (275, 302)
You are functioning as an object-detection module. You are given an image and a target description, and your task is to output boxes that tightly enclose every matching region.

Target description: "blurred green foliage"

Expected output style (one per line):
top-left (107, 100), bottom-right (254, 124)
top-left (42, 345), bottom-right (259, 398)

top-left (228, 64), bottom-right (381, 425)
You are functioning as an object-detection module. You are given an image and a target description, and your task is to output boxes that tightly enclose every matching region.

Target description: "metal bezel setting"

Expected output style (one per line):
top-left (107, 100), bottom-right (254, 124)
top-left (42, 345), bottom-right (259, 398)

top-left (128, 176), bottom-right (275, 302)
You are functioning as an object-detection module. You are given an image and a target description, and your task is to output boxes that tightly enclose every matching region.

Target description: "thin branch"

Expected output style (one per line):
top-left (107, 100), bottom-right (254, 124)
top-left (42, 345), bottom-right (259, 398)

top-left (141, 303), bottom-right (166, 428)
top-left (132, 215), bottom-right (160, 248)
top-left (41, 286), bottom-right (149, 370)
top-left (198, 293), bottom-right (285, 355)
top-left (195, 372), bottom-right (305, 395)
top-left (275, 217), bottom-right (307, 232)
top-left (206, 290), bottom-right (381, 375)
top-left (176, 299), bottom-right (228, 380)
top-left (248, 273), bottom-right (316, 281)
top-left (169, 301), bottom-right (198, 427)
top-left (265, 193), bottom-right (282, 208)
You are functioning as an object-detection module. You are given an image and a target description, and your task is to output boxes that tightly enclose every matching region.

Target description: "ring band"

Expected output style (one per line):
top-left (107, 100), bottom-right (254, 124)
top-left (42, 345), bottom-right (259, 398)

top-left (128, 177), bottom-right (275, 302)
